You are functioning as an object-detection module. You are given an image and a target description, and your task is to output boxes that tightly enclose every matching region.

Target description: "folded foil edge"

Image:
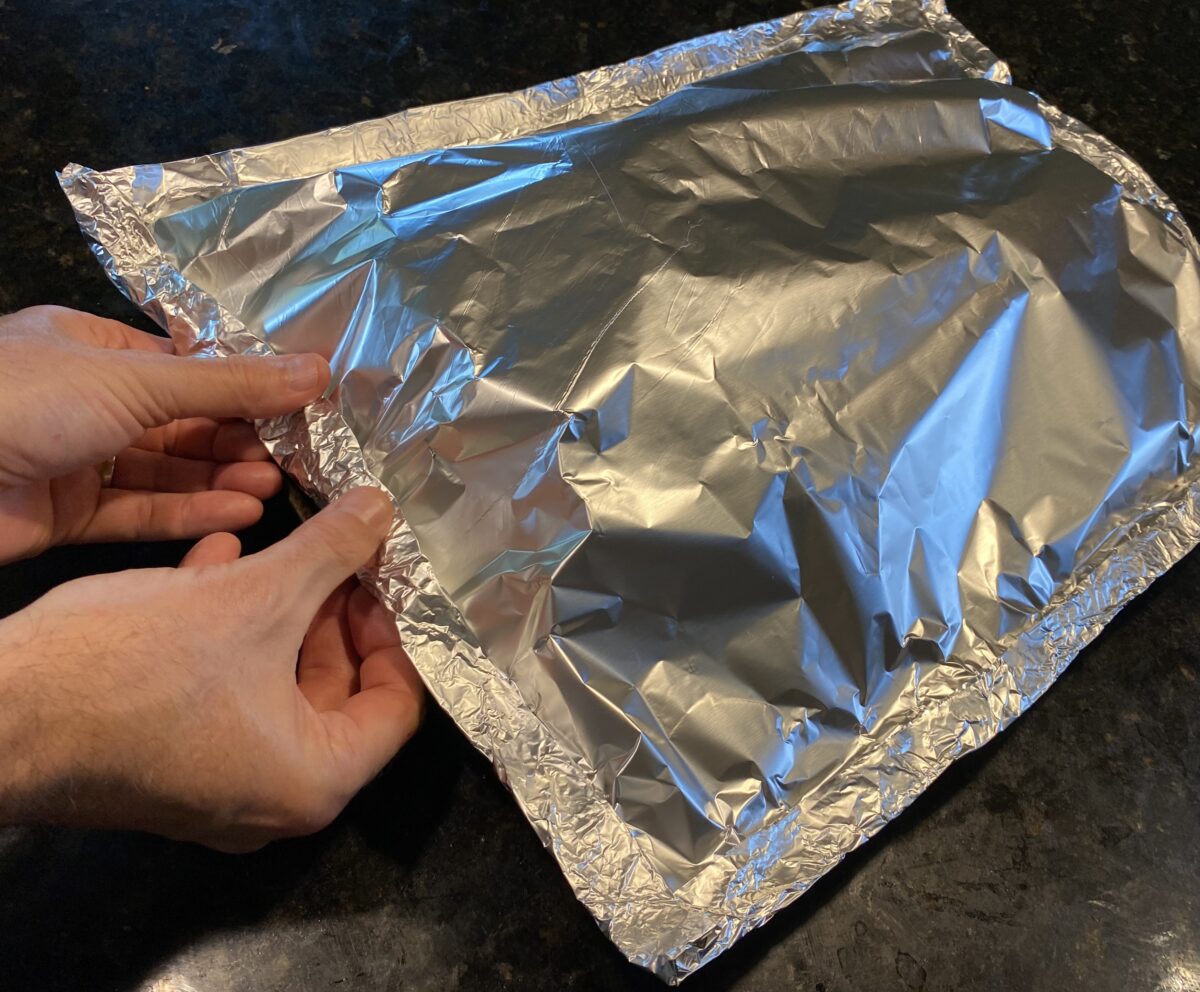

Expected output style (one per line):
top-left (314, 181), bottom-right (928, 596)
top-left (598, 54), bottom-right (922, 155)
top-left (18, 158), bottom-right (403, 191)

top-left (57, 0), bottom-right (1200, 981)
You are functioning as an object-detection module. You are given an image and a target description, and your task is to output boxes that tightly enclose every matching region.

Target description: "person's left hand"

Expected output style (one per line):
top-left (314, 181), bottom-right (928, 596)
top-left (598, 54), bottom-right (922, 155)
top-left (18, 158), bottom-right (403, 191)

top-left (0, 305), bottom-right (331, 564)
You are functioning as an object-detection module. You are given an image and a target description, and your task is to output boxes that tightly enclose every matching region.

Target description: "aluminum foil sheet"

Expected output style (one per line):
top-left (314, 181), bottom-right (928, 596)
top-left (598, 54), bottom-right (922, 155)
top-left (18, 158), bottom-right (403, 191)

top-left (60, 0), bottom-right (1200, 981)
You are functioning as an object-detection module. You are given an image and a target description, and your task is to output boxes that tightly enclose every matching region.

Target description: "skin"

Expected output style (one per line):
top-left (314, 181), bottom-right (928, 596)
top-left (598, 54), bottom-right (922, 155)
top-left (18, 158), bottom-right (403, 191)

top-left (0, 306), bottom-right (424, 851)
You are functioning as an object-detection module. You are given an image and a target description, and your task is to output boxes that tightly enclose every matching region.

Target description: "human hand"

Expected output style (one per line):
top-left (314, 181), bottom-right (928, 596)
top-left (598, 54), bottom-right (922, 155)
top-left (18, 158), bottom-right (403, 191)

top-left (0, 305), bottom-right (331, 564)
top-left (0, 488), bottom-right (424, 852)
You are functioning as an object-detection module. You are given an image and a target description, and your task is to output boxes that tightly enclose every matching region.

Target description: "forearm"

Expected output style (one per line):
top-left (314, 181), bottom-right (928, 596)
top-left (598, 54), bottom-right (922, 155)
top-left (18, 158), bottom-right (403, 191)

top-left (0, 616), bottom-right (53, 824)
top-left (0, 606), bottom-right (164, 832)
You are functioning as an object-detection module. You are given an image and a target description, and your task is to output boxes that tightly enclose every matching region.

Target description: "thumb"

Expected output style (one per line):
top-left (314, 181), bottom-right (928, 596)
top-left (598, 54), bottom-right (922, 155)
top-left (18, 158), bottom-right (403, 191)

top-left (252, 488), bottom-right (395, 621)
top-left (113, 349), bottom-right (331, 424)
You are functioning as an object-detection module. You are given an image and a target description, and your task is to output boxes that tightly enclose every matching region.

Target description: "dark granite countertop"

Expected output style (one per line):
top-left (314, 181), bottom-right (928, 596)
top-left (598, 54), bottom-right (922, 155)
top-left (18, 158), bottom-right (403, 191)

top-left (0, 2), bottom-right (1198, 990)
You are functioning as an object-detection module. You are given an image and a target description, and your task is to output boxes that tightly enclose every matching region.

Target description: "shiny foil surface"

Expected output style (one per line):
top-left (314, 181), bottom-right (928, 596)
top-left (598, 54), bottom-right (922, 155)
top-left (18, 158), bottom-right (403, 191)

top-left (60, 1), bottom-right (1200, 981)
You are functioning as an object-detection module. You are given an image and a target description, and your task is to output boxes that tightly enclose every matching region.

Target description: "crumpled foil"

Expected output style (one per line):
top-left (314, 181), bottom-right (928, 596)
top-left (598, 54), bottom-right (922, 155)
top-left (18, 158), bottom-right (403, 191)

top-left (60, 0), bottom-right (1200, 981)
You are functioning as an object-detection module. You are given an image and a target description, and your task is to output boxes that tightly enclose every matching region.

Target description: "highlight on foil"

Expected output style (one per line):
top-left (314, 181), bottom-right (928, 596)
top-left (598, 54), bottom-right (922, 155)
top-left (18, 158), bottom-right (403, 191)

top-left (60, 0), bottom-right (1200, 981)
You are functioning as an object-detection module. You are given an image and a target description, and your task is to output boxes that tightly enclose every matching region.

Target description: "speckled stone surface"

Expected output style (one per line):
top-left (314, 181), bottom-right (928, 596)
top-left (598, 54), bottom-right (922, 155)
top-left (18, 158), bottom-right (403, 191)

top-left (0, 2), bottom-right (1198, 990)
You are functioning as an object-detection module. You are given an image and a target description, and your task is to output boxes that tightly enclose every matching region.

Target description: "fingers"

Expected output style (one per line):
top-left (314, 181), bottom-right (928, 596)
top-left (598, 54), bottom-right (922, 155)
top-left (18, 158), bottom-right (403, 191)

top-left (135, 418), bottom-right (270, 462)
top-left (250, 488), bottom-right (394, 621)
top-left (180, 532), bottom-right (242, 568)
top-left (319, 591), bottom-right (424, 791)
top-left (79, 489), bottom-right (264, 544)
top-left (114, 349), bottom-right (331, 425)
top-left (347, 584), bottom-right (406, 658)
top-left (297, 581), bottom-right (360, 712)
top-left (112, 448), bottom-right (282, 499)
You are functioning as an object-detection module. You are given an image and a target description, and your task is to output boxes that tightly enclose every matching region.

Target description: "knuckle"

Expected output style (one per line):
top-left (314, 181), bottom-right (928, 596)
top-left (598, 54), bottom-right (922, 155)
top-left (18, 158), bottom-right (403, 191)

top-left (224, 356), bottom-right (276, 402)
top-left (18, 303), bottom-right (73, 325)
top-left (300, 515), bottom-right (374, 574)
top-left (3, 305), bottom-right (68, 343)
top-left (162, 419), bottom-right (181, 452)
top-left (14, 304), bottom-right (47, 325)
top-left (137, 494), bottom-right (162, 537)
top-left (109, 353), bottom-right (176, 424)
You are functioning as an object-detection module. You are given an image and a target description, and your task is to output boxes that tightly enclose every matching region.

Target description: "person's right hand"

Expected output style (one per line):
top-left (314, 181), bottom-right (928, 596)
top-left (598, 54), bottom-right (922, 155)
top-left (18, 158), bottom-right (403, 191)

top-left (0, 488), bottom-right (425, 852)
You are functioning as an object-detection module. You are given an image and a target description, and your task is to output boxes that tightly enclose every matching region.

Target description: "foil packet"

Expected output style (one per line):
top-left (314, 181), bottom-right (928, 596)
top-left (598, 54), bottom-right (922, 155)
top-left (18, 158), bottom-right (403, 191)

top-left (60, 0), bottom-right (1200, 981)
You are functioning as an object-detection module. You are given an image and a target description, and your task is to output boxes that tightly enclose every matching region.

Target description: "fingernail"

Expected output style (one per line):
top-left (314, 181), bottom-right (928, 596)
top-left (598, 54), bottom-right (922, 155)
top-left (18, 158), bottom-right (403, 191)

top-left (282, 354), bottom-right (322, 392)
top-left (340, 487), bottom-right (393, 530)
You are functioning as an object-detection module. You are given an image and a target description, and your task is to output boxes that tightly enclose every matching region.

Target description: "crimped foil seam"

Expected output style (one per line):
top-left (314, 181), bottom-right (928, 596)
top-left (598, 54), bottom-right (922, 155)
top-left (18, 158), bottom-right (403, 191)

top-left (262, 404), bottom-right (1200, 983)
top-left (56, 0), bottom-right (1200, 982)
top-left (1037, 101), bottom-right (1196, 253)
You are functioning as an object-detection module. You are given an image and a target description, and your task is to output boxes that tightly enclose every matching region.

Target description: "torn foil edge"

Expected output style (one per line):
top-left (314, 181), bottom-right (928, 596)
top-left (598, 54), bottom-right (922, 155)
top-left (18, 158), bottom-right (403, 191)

top-left (58, 0), bottom-right (1200, 981)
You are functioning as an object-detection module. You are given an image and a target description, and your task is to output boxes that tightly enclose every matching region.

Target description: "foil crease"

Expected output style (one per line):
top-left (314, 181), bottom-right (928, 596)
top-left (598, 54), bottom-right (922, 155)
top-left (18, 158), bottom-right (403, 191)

top-left (59, 1), bottom-right (1200, 981)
